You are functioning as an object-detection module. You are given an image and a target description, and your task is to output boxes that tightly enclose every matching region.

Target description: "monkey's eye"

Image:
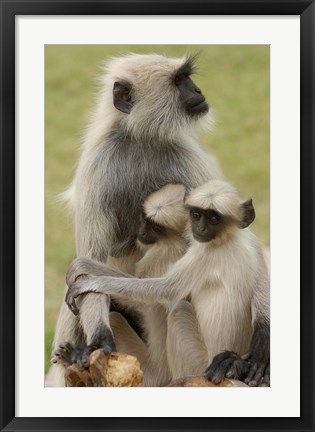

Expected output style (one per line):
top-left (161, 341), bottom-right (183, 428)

top-left (208, 214), bottom-right (220, 225)
top-left (191, 210), bottom-right (201, 221)
top-left (174, 73), bottom-right (189, 86)
top-left (151, 223), bottom-right (164, 234)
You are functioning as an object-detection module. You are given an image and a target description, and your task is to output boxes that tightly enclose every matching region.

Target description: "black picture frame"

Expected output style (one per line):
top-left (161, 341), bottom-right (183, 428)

top-left (1, 1), bottom-right (314, 431)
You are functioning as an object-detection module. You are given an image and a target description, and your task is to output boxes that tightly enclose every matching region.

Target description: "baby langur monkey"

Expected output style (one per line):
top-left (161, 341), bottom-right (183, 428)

top-left (55, 184), bottom-right (189, 386)
top-left (65, 180), bottom-right (270, 387)
top-left (119, 183), bottom-right (188, 386)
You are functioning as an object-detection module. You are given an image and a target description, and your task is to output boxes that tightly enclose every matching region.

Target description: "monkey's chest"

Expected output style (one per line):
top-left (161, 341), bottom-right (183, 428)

top-left (191, 280), bottom-right (252, 361)
top-left (108, 145), bottom-right (195, 188)
top-left (102, 146), bottom-right (197, 227)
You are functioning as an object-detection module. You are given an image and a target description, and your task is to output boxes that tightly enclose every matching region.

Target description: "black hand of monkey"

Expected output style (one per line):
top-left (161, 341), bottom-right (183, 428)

top-left (205, 350), bottom-right (270, 387)
top-left (242, 320), bottom-right (270, 386)
top-left (51, 342), bottom-right (90, 367)
top-left (243, 360), bottom-right (270, 387)
top-left (204, 351), bottom-right (250, 384)
top-left (51, 342), bottom-right (74, 366)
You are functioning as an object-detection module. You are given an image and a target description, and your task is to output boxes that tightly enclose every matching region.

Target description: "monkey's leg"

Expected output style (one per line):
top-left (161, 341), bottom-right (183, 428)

top-left (167, 300), bottom-right (208, 379)
top-left (144, 305), bottom-right (171, 386)
top-left (73, 293), bottom-right (116, 369)
top-left (47, 301), bottom-right (84, 386)
top-left (110, 312), bottom-right (160, 387)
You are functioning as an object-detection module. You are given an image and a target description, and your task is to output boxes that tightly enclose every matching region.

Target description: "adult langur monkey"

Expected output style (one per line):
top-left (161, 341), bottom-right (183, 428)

top-left (48, 53), bottom-right (222, 386)
top-left (65, 180), bottom-right (270, 387)
top-left (53, 184), bottom-right (189, 386)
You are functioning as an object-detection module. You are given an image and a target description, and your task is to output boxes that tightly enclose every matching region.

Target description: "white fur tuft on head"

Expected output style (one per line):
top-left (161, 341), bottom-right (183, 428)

top-left (185, 180), bottom-right (243, 221)
top-left (143, 184), bottom-right (188, 232)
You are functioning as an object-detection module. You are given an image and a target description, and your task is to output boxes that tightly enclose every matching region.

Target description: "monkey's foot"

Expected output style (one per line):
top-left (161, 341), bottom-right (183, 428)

top-left (243, 360), bottom-right (270, 387)
top-left (71, 329), bottom-right (117, 370)
top-left (51, 342), bottom-right (74, 366)
top-left (205, 351), bottom-right (270, 387)
top-left (69, 345), bottom-right (98, 369)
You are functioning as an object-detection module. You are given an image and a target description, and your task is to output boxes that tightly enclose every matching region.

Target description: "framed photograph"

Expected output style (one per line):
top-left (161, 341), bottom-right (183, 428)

top-left (1, 1), bottom-right (314, 431)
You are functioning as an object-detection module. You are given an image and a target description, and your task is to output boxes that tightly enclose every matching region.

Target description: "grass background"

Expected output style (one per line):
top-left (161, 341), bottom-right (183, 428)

top-left (45, 45), bottom-right (270, 372)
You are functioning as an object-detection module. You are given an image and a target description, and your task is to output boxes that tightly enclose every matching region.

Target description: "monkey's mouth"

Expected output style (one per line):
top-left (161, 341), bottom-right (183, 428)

top-left (187, 98), bottom-right (209, 115)
top-left (137, 236), bottom-right (156, 245)
top-left (193, 233), bottom-right (215, 243)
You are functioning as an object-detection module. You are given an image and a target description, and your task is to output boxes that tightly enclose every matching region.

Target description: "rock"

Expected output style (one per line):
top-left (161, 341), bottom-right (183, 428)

top-left (65, 349), bottom-right (144, 387)
top-left (168, 376), bottom-right (248, 387)
top-left (89, 350), bottom-right (144, 387)
top-left (65, 364), bottom-right (94, 387)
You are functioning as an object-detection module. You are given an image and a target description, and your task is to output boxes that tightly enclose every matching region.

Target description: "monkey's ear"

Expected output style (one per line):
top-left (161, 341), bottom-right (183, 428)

top-left (113, 80), bottom-right (133, 114)
top-left (239, 198), bottom-right (255, 228)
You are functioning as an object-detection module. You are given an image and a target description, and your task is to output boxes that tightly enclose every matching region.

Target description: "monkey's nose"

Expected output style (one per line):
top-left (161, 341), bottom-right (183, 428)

top-left (198, 220), bottom-right (207, 233)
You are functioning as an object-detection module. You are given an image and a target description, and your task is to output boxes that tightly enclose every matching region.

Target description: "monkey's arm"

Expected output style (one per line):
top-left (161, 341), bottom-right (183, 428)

top-left (66, 257), bottom-right (132, 286)
top-left (66, 252), bottom-right (196, 314)
top-left (65, 267), bottom-right (191, 316)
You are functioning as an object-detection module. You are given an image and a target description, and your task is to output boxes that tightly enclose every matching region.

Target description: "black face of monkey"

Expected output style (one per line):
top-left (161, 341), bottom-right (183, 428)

top-left (137, 213), bottom-right (167, 245)
top-left (188, 199), bottom-right (255, 243)
top-left (189, 208), bottom-right (226, 243)
top-left (173, 60), bottom-right (209, 116)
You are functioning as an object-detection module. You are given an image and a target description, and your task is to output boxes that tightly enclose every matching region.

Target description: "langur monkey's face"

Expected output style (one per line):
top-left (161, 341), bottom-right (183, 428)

top-left (188, 198), bottom-right (255, 243)
top-left (137, 212), bottom-right (167, 245)
top-left (112, 56), bottom-right (209, 120)
top-left (188, 207), bottom-right (228, 243)
top-left (172, 61), bottom-right (209, 117)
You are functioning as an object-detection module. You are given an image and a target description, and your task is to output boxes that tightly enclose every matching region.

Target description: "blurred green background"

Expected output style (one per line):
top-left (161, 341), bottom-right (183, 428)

top-left (45, 45), bottom-right (270, 372)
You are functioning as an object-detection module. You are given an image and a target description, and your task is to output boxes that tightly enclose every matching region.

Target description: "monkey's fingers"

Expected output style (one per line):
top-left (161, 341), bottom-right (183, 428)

top-left (244, 362), bottom-right (268, 387)
top-left (66, 258), bottom-right (93, 285)
top-left (51, 342), bottom-right (74, 365)
top-left (258, 364), bottom-right (270, 387)
top-left (65, 290), bottom-right (79, 316)
top-left (74, 346), bottom-right (97, 370)
top-left (65, 277), bottom-right (99, 315)
top-left (226, 358), bottom-right (250, 380)
top-left (204, 351), bottom-right (240, 384)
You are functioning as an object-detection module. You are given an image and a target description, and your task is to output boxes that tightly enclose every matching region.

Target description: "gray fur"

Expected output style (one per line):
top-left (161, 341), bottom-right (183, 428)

top-left (76, 128), bottom-right (221, 258)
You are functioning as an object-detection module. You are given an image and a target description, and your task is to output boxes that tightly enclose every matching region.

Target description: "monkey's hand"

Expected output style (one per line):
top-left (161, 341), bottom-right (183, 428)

top-left (51, 341), bottom-right (103, 370)
top-left (204, 349), bottom-right (270, 387)
top-left (66, 275), bottom-right (124, 315)
top-left (65, 277), bottom-right (98, 315)
top-left (66, 257), bottom-right (129, 287)
top-left (204, 351), bottom-right (250, 385)
top-left (240, 319), bottom-right (270, 386)
top-left (51, 342), bottom-right (81, 366)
